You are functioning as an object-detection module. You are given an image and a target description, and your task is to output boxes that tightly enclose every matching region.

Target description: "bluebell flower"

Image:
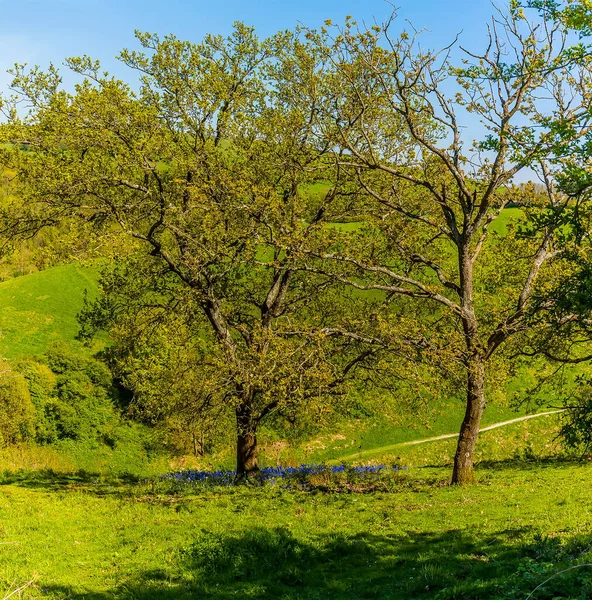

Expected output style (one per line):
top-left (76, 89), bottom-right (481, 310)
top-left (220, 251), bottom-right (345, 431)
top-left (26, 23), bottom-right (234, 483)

top-left (161, 462), bottom-right (406, 489)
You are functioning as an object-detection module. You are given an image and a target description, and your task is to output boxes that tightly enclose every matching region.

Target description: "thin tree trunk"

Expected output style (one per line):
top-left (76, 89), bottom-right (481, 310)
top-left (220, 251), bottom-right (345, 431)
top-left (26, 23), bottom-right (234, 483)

top-left (192, 431), bottom-right (205, 457)
top-left (451, 357), bottom-right (486, 485)
top-left (236, 403), bottom-right (259, 477)
top-left (452, 241), bottom-right (486, 485)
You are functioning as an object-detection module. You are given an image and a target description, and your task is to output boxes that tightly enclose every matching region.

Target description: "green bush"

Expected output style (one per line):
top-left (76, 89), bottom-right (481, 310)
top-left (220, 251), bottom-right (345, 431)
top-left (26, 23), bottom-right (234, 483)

top-left (0, 362), bottom-right (35, 446)
top-left (14, 358), bottom-right (59, 443)
top-left (54, 369), bottom-right (117, 442)
top-left (8, 343), bottom-right (165, 473)
top-left (17, 344), bottom-right (133, 448)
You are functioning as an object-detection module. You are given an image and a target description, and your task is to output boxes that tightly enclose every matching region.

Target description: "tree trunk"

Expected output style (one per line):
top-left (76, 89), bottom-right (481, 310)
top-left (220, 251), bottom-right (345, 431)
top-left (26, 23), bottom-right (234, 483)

top-left (192, 431), bottom-right (205, 457)
top-left (451, 357), bottom-right (486, 485)
top-left (236, 404), bottom-right (259, 477)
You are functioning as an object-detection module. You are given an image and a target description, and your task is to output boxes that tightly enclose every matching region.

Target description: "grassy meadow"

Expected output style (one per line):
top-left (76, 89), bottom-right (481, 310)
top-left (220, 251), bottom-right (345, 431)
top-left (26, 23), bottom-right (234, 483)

top-left (0, 424), bottom-right (590, 599)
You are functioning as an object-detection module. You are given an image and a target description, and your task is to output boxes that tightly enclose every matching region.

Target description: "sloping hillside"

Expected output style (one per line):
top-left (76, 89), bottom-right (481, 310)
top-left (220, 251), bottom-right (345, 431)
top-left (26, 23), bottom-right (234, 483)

top-left (0, 264), bottom-right (99, 359)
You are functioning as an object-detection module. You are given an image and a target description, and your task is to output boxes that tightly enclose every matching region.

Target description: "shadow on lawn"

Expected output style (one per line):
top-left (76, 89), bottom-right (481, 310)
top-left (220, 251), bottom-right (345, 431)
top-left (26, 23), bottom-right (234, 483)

top-left (475, 455), bottom-right (589, 472)
top-left (40, 526), bottom-right (592, 599)
top-left (0, 468), bottom-right (140, 495)
top-left (412, 456), bottom-right (587, 474)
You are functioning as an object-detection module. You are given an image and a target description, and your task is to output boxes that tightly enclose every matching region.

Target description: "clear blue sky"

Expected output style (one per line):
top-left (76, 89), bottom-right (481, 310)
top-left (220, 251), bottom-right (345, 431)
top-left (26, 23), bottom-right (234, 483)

top-left (0, 0), bottom-right (506, 89)
top-left (2, 0), bottom-right (540, 179)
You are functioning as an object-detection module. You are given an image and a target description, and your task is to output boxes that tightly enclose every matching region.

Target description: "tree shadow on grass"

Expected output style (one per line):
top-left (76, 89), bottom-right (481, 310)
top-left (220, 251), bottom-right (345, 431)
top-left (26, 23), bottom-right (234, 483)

top-left (474, 455), bottom-right (589, 472)
top-left (0, 468), bottom-right (141, 495)
top-left (40, 525), bottom-right (592, 600)
top-left (413, 456), bottom-right (587, 474)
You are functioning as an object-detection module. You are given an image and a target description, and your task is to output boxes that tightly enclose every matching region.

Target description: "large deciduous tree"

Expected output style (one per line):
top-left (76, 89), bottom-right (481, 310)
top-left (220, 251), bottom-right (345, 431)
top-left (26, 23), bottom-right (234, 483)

top-left (3, 25), bottom-right (371, 476)
top-left (305, 9), bottom-right (592, 483)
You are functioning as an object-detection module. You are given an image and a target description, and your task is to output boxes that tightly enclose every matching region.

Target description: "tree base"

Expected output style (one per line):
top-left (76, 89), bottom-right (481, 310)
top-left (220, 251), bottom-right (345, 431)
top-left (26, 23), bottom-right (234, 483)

top-left (450, 466), bottom-right (477, 486)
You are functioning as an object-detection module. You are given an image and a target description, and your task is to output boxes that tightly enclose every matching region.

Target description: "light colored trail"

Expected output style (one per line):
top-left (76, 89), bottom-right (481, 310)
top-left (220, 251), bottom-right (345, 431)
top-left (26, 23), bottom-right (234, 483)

top-left (331, 410), bottom-right (564, 463)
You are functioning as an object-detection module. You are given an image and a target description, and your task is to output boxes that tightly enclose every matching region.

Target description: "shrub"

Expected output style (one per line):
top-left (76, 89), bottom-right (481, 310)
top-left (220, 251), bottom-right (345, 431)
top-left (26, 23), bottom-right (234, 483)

top-left (0, 362), bottom-right (35, 446)
top-left (15, 358), bottom-right (58, 443)
top-left (17, 344), bottom-right (135, 449)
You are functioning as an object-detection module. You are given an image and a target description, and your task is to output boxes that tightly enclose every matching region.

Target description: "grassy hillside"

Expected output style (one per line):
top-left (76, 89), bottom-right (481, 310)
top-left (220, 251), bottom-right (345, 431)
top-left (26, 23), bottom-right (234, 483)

top-left (0, 264), bottom-right (99, 359)
top-left (298, 404), bottom-right (538, 464)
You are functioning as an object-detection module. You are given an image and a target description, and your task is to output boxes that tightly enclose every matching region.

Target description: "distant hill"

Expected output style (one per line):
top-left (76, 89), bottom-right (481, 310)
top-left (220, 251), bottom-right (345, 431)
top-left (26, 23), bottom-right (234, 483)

top-left (0, 264), bottom-right (99, 359)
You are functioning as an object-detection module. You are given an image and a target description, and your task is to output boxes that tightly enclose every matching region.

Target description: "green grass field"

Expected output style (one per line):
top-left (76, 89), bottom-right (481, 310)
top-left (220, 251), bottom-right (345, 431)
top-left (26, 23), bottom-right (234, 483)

top-left (0, 397), bottom-right (578, 600)
top-left (294, 400), bottom-right (540, 466)
top-left (0, 263), bottom-right (99, 359)
top-left (490, 207), bottom-right (523, 235)
top-left (1, 446), bottom-right (591, 599)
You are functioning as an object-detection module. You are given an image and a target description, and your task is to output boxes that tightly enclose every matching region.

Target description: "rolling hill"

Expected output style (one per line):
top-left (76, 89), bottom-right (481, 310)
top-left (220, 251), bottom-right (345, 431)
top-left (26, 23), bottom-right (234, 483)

top-left (0, 263), bottom-right (99, 359)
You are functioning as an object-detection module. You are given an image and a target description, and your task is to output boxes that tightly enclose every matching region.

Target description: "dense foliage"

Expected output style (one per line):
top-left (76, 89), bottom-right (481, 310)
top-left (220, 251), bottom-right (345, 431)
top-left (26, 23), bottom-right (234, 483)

top-left (3, 344), bottom-right (144, 455)
top-left (0, 361), bottom-right (35, 446)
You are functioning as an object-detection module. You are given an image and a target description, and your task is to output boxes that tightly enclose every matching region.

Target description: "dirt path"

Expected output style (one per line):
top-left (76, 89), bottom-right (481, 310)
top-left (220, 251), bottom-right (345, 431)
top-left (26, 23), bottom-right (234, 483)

top-left (331, 410), bottom-right (564, 463)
